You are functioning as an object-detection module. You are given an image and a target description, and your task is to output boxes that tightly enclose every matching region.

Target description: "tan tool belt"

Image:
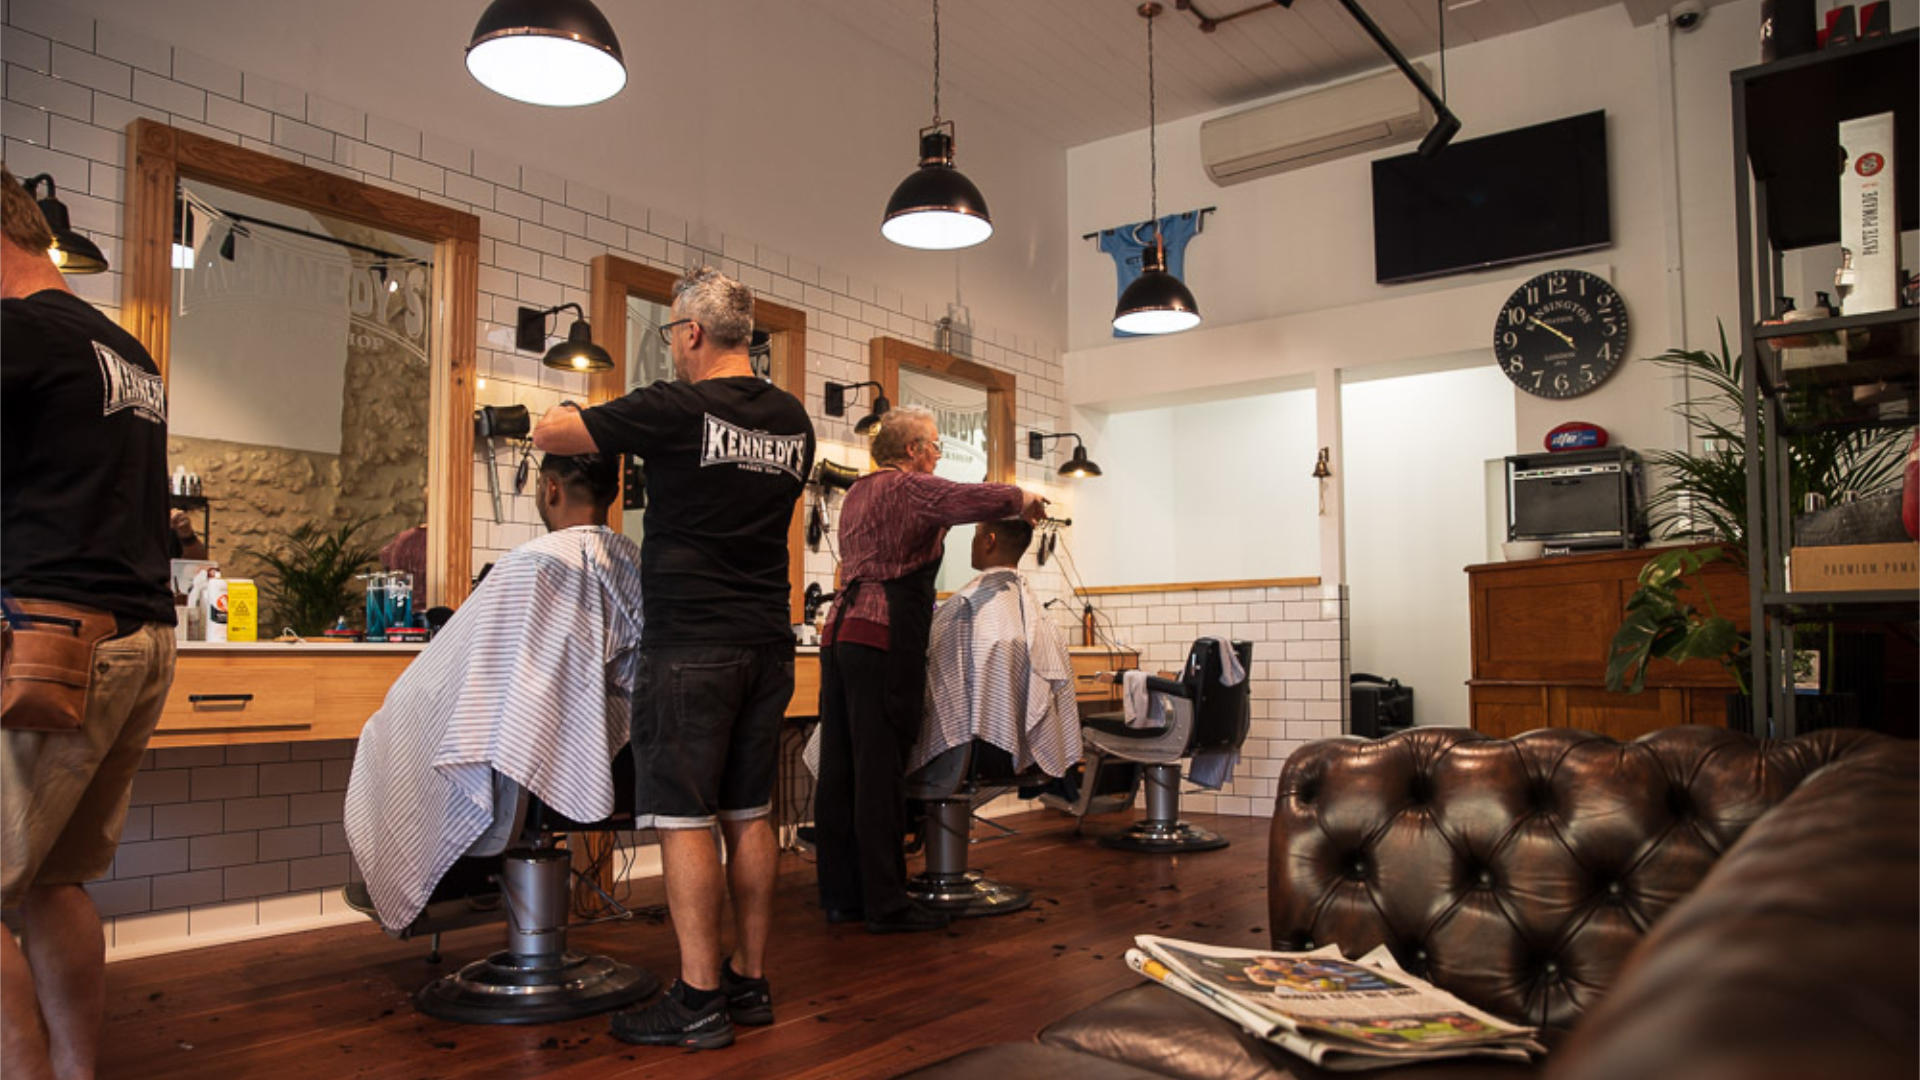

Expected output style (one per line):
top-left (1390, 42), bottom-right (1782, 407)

top-left (1, 598), bottom-right (120, 732)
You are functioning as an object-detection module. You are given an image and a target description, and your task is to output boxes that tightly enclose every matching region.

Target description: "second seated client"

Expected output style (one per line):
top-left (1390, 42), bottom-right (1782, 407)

top-left (816, 405), bottom-right (1046, 933)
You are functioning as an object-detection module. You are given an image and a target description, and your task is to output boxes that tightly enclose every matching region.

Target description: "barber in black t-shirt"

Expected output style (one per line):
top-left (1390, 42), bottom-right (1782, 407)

top-left (533, 266), bottom-right (813, 1050)
top-left (1, 165), bottom-right (178, 1079)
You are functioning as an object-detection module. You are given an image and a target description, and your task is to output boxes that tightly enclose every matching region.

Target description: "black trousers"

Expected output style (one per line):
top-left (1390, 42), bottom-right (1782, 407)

top-left (814, 641), bottom-right (926, 916)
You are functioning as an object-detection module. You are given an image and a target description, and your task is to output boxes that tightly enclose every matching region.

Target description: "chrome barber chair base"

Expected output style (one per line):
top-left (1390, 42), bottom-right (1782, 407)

top-left (415, 950), bottom-right (659, 1025)
top-left (908, 870), bottom-right (1032, 917)
top-left (1097, 820), bottom-right (1229, 854)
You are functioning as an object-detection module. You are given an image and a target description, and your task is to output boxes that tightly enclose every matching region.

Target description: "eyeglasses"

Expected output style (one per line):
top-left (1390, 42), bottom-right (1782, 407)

top-left (657, 318), bottom-right (695, 345)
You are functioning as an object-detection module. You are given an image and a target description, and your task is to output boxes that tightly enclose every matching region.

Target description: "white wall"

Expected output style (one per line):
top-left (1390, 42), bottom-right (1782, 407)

top-left (1342, 364), bottom-right (1516, 728)
top-left (1072, 389), bottom-right (1320, 587)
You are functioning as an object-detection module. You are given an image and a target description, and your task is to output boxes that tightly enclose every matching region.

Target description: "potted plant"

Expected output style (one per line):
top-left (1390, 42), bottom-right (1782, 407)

top-left (1606, 545), bottom-right (1747, 694)
top-left (1609, 328), bottom-right (1895, 730)
top-left (242, 519), bottom-right (381, 636)
top-left (1640, 326), bottom-right (1905, 543)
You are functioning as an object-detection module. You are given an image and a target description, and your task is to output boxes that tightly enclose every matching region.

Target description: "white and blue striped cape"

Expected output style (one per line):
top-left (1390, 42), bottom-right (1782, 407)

top-left (344, 525), bottom-right (643, 931)
top-left (910, 567), bottom-right (1083, 778)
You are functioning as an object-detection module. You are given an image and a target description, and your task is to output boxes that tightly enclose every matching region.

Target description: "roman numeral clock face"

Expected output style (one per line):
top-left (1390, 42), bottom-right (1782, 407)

top-left (1492, 270), bottom-right (1628, 399)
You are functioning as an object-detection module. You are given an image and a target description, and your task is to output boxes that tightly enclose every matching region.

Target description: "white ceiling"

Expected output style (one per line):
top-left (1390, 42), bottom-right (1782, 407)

top-left (816, 0), bottom-right (1627, 147)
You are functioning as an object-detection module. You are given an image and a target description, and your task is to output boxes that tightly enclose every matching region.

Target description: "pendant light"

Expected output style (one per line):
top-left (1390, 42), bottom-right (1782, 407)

top-left (22, 174), bottom-right (107, 274)
top-left (881, 0), bottom-right (992, 250)
top-left (1112, 3), bottom-right (1200, 335)
top-left (466, 0), bottom-right (627, 107)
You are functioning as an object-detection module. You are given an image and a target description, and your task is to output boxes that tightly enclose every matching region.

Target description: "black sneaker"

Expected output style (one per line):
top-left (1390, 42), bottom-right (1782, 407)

top-left (609, 982), bottom-right (735, 1049)
top-left (720, 962), bottom-right (773, 1027)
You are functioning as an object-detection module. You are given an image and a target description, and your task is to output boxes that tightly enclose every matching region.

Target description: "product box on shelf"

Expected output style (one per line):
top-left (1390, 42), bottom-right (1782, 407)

top-left (1790, 541), bottom-right (1919, 591)
top-left (1837, 112), bottom-right (1899, 316)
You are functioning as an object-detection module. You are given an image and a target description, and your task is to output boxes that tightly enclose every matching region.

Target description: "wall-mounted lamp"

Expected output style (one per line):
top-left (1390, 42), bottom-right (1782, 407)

top-left (465, 0), bottom-right (627, 107)
top-left (824, 380), bottom-right (890, 436)
top-left (22, 174), bottom-right (107, 274)
top-left (1029, 431), bottom-right (1103, 478)
top-left (518, 302), bottom-right (612, 372)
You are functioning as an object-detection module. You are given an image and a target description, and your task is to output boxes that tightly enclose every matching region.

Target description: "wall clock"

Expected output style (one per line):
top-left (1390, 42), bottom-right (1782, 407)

top-left (1492, 269), bottom-right (1628, 399)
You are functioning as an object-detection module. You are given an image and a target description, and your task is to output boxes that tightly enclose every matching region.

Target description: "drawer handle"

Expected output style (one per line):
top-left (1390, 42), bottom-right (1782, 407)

top-left (189, 693), bottom-right (254, 705)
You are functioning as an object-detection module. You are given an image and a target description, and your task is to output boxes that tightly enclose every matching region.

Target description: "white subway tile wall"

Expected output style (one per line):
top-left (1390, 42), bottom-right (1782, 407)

top-left (2, 2), bottom-right (1347, 955)
top-left (1052, 585), bottom-right (1350, 820)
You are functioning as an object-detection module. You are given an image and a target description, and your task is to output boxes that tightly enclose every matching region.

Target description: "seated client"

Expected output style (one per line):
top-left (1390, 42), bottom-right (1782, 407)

top-left (345, 453), bottom-right (640, 931)
top-left (912, 519), bottom-right (1082, 778)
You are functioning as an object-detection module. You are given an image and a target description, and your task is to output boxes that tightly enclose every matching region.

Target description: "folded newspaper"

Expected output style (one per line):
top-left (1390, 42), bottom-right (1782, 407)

top-left (1126, 935), bottom-right (1546, 1072)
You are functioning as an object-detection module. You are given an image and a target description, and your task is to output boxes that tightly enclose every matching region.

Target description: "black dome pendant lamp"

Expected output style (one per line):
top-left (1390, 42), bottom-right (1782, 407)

top-left (1112, 3), bottom-right (1200, 336)
top-left (882, 0), bottom-right (993, 250)
top-left (466, 0), bottom-right (627, 107)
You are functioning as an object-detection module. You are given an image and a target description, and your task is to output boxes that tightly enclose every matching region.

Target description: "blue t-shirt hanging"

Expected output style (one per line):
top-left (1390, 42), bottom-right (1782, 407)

top-left (1097, 211), bottom-right (1203, 338)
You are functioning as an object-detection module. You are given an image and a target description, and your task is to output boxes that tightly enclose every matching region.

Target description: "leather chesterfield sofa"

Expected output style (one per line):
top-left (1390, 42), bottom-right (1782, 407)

top-left (901, 726), bottom-right (1918, 1080)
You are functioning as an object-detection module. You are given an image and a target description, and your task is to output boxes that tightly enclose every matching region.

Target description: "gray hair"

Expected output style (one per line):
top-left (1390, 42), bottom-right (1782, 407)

top-left (869, 404), bottom-right (936, 466)
top-left (672, 266), bottom-right (754, 349)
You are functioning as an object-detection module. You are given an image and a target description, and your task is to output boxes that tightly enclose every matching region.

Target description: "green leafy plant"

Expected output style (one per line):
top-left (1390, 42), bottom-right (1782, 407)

top-left (242, 520), bottom-right (381, 636)
top-left (1606, 545), bottom-right (1748, 696)
top-left (1642, 324), bottom-right (1906, 544)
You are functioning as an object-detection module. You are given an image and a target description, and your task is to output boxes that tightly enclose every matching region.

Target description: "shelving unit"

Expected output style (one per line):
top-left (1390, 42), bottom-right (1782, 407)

top-left (1731, 31), bottom-right (1919, 736)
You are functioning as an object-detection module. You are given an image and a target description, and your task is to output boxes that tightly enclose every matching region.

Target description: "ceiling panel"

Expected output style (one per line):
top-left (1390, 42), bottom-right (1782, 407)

top-left (815, 0), bottom-right (1625, 147)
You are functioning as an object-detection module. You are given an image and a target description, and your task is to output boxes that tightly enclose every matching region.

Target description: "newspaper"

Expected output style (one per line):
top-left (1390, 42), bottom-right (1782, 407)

top-left (1127, 935), bottom-right (1546, 1072)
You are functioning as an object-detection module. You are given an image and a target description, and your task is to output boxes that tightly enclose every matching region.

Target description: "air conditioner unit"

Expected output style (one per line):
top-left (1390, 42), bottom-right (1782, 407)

top-left (1200, 66), bottom-right (1436, 186)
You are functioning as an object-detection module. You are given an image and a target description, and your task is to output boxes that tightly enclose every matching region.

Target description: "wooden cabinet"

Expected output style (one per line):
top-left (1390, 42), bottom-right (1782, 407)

top-left (1468, 547), bottom-right (1748, 740)
top-left (156, 645), bottom-right (421, 748)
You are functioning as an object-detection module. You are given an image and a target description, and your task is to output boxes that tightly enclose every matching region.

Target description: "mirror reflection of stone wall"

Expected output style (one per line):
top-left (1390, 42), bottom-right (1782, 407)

top-left (167, 181), bottom-right (432, 627)
top-left (898, 367), bottom-right (991, 593)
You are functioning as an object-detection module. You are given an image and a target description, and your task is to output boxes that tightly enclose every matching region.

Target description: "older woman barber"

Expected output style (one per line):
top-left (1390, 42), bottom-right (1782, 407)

top-left (816, 405), bottom-right (1046, 933)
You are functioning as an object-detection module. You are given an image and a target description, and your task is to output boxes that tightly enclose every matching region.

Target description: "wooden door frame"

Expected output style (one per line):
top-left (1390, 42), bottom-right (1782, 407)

top-left (868, 336), bottom-right (1015, 483)
top-left (124, 119), bottom-right (481, 607)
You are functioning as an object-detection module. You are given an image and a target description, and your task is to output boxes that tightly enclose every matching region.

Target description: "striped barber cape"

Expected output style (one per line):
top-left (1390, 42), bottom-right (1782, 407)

top-left (910, 567), bottom-right (1082, 778)
top-left (345, 525), bottom-right (643, 931)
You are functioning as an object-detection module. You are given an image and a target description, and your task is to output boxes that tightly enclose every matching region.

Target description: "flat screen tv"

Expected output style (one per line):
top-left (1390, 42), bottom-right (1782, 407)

top-left (1372, 110), bottom-right (1611, 285)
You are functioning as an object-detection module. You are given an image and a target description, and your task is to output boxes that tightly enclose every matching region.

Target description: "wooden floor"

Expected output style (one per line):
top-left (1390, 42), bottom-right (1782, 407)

top-left (98, 810), bottom-right (1271, 1079)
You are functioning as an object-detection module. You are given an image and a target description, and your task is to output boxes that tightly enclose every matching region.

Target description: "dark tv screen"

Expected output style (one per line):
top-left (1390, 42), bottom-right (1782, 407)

top-left (1372, 110), bottom-right (1611, 284)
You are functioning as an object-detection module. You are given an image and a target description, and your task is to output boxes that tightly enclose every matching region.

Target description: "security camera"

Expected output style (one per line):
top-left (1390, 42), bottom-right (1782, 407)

top-left (1670, 0), bottom-right (1705, 31)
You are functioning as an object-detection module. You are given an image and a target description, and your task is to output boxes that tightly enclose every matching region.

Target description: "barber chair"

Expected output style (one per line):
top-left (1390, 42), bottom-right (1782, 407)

top-left (344, 746), bottom-right (658, 1025)
top-left (904, 740), bottom-right (1039, 917)
top-left (1066, 638), bottom-right (1253, 853)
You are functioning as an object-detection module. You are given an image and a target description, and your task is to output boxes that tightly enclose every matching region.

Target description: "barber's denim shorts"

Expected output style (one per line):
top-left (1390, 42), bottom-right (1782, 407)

top-left (630, 642), bottom-right (793, 830)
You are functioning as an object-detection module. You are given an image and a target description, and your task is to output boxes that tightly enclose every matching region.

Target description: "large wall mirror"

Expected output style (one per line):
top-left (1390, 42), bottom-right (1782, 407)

top-left (869, 336), bottom-right (1015, 594)
top-left (124, 120), bottom-right (480, 612)
top-left (588, 254), bottom-right (809, 623)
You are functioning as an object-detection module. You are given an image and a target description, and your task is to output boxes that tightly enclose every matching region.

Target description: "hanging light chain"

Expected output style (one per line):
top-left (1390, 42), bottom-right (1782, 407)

top-left (931, 0), bottom-right (943, 124)
top-left (1147, 5), bottom-right (1160, 247)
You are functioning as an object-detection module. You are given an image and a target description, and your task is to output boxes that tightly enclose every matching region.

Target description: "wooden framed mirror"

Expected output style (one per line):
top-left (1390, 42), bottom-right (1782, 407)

top-left (869, 336), bottom-right (1016, 593)
top-left (123, 119), bottom-right (480, 609)
top-left (588, 254), bottom-right (810, 624)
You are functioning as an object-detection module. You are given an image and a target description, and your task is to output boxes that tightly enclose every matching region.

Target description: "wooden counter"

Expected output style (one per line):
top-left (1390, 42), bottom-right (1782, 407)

top-left (157, 641), bottom-right (1139, 746)
top-left (1468, 546), bottom-right (1748, 740)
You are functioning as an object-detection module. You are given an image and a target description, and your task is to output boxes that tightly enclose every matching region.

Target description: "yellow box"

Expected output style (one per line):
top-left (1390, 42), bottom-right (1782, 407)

top-left (1790, 543), bottom-right (1919, 592)
top-left (225, 579), bottom-right (258, 642)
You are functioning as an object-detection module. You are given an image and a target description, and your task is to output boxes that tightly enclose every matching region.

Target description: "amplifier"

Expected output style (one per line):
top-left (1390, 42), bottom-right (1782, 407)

top-left (1506, 447), bottom-right (1646, 551)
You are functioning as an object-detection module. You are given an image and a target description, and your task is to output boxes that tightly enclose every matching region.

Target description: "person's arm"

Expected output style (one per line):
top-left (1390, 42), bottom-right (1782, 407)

top-left (531, 402), bottom-right (598, 454)
top-left (898, 473), bottom-right (1046, 527)
top-left (170, 509), bottom-right (209, 560)
top-left (537, 386), bottom-right (681, 458)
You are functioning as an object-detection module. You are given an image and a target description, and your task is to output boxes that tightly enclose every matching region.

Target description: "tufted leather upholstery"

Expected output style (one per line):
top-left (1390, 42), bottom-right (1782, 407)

top-left (1267, 725), bottom-right (1888, 1031)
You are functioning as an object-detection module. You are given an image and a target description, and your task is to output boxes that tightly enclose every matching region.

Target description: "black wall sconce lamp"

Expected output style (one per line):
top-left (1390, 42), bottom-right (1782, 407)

top-left (824, 380), bottom-right (890, 436)
top-left (518, 302), bottom-right (612, 372)
top-left (1029, 431), bottom-right (1102, 478)
top-left (22, 173), bottom-right (107, 274)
